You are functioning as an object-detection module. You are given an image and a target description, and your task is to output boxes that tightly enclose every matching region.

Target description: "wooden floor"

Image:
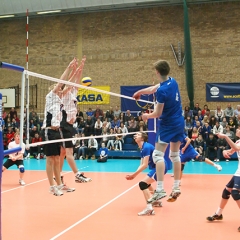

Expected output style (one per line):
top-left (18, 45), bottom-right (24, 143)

top-left (1, 162), bottom-right (240, 240)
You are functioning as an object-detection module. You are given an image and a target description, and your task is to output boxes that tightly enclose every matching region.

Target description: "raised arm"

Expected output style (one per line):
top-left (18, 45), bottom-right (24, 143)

top-left (132, 84), bottom-right (159, 100)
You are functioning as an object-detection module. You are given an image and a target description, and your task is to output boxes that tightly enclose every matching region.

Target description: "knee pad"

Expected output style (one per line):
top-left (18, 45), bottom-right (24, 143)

top-left (139, 181), bottom-right (150, 191)
top-left (152, 150), bottom-right (164, 164)
top-left (198, 155), bottom-right (205, 162)
top-left (222, 188), bottom-right (231, 199)
top-left (231, 189), bottom-right (240, 201)
top-left (181, 164), bottom-right (185, 171)
top-left (19, 165), bottom-right (25, 173)
top-left (169, 151), bottom-right (180, 163)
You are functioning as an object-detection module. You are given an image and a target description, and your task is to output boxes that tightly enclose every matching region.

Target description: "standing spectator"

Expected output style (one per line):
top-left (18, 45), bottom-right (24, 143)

top-left (30, 132), bottom-right (43, 159)
top-left (97, 143), bottom-right (108, 163)
top-left (86, 135), bottom-right (98, 160)
top-left (206, 133), bottom-right (218, 161)
top-left (224, 104), bottom-right (234, 122)
top-left (215, 105), bottom-right (224, 122)
top-left (193, 103), bottom-right (201, 118)
top-left (114, 106), bottom-right (121, 118)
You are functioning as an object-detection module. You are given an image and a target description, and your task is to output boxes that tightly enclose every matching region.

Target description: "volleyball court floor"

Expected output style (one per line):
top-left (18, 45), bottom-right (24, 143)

top-left (2, 159), bottom-right (240, 240)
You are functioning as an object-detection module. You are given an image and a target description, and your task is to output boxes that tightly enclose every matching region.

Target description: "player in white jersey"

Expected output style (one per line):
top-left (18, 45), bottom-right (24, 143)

top-left (42, 59), bottom-right (77, 196)
top-left (207, 129), bottom-right (240, 232)
top-left (2, 132), bottom-right (26, 185)
top-left (59, 56), bottom-right (92, 186)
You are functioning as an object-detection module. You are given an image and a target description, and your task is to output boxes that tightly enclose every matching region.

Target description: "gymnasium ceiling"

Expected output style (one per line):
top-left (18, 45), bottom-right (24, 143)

top-left (0, 0), bottom-right (237, 18)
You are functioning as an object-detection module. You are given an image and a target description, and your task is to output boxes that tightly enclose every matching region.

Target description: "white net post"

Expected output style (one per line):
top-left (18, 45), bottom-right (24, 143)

top-left (20, 71), bottom-right (26, 147)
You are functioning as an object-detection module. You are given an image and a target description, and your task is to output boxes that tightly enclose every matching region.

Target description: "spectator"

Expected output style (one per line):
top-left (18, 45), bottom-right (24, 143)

top-left (84, 116), bottom-right (94, 136)
top-left (106, 128), bottom-right (115, 150)
top-left (224, 103), bottom-right (234, 122)
top-left (11, 118), bottom-right (19, 131)
top-left (94, 118), bottom-right (103, 138)
top-left (119, 112), bottom-right (126, 124)
top-left (6, 127), bottom-right (15, 145)
top-left (193, 103), bottom-right (201, 118)
top-left (101, 127), bottom-right (109, 146)
top-left (76, 109), bottom-right (84, 123)
top-left (191, 127), bottom-right (199, 144)
top-left (111, 116), bottom-right (121, 132)
top-left (202, 122), bottom-right (212, 140)
top-left (201, 115), bottom-right (209, 126)
top-left (113, 106), bottom-right (121, 118)
top-left (30, 125), bottom-right (38, 139)
top-left (185, 116), bottom-right (193, 137)
top-left (209, 116), bottom-right (217, 129)
top-left (127, 116), bottom-right (137, 133)
top-left (86, 135), bottom-right (98, 160)
top-left (97, 142), bottom-right (108, 163)
top-left (225, 126), bottom-right (235, 143)
top-left (9, 107), bottom-right (17, 121)
top-left (217, 137), bottom-right (228, 162)
top-left (86, 108), bottom-right (94, 118)
top-left (206, 133), bottom-right (217, 161)
top-left (119, 122), bottom-right (128, 142)
top-left (137, 120), bottom-right (147, 132)
top-left (197, 110), bottom-right (203, 122)
top-left (220, 117), bottom-right (228, 133)
top-left (183, 106), bottom-right (192, 119)
top-left (194, 134), bottom-right (204, 156)
top-left (75, 116), bottom-right (85, 134)
top-left (94, 105), bottom-right (104, 121)
top-left (105, 107), bottom-right (114, 122)
top-left (114, 129), bottom-right (123, 151)
top-left (228, 117), bottom-right (236, 133)
top-left (2, 107), bottom-right (7, 120)
top-left (102, 117), bottom-right (111, 132)
top-left (201, 104), bottom-right (209, 117)
top-left (212, 121), bottom-right (224, 137)
top-left (77, 133), bottom-right (88, 159)
top-left (30, 133), bottom-right (43, 159)
top-left (234, 105), bottom-right (240, 117)
top-left (215, 105), bottom-right (224, 122)
top-left (125, 110), bottom-right (132, 126)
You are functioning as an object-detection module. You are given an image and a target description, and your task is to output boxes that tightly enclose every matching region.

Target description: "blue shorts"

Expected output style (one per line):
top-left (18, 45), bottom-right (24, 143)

top-left (226, 176), bottom-right (240, 190)
top-left (147, 167), bottom-right (168, 181)
top-left (156, 118), bottom-right (185, 144)
top-left (181, 149), bottom-right (198, 163)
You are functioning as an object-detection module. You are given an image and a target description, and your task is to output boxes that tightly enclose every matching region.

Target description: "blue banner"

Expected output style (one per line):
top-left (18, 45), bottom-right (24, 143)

top-left (206, 83), bottom-right (240, 102)
top-left (121, 85), bottom-right (154, 112)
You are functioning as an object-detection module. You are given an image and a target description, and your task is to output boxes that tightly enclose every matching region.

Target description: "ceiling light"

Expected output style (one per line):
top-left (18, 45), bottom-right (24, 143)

top-left (0, 15), bottom-right (15, 18)
top-left (37, 10), bottom-right (61, 15)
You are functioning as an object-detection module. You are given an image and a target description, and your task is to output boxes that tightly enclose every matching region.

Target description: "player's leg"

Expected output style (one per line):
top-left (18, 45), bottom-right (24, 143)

top-left (16, 160), bottom-right (25, 185)
top-left (167, 141), bottom-right (181, 202)
top-left (2, 159), bottom-right (15, 173)
top-left (198, 155), bottom-right (222, 171)
top-left (180, 163), bottom-right (185, 180)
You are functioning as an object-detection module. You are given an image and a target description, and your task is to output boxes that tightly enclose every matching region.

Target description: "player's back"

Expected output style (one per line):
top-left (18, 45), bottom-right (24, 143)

top-left (156, 77), bottom-right (183, 126)
top-left (141, 142), bottom-right (155, 170)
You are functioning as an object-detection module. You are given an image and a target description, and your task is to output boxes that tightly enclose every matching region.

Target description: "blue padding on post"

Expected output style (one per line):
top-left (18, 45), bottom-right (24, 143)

top-left (0, 62), bottom-right (24, 72)
top-left (4, 147), bottom-right (22, 156)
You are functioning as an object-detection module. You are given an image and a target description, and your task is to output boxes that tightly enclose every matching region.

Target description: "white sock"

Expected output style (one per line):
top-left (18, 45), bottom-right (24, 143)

top-left (173, 180), bottom-right (181, 189)
top-left (156, 181), bottom-right (163, 192)
top-left (76, 171), bottom-right (82, 176)
top-left (146, 203), bottom-right (153, 210)
top-left (216, 207), bottom-right (223, 215)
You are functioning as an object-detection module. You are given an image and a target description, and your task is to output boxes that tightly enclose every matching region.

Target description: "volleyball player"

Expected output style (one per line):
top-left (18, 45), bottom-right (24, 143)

top-left (179, 135), bottom-right (222, 182)
top-left (207, 130), bottom-right (240, 232)
top-left (133, 60), bottom-right (184, 203)
top-left (2, 132), bottom-right (26, 185)
top-left (126, 132), bottom-right (170, 216)
top-left (42, 59), bottom-right (78, 196)
top-left (59, 56), bottom-right (92, 185)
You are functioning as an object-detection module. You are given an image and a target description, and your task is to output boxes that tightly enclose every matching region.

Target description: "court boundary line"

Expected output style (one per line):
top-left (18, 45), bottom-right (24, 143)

top-left (2, 166), bottom-right (89, 194)
top-left (50, 182), bottom-right (139, 240)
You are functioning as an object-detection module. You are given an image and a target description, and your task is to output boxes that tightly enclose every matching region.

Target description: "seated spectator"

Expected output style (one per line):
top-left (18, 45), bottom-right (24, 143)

top-left (9, 107), bottom-right (17, 121)
top-left (191, 127), bottom-right (199, 144)
top-left (30, 126), bottom-right (39, 139)
top-left (125, 110), bottom-right (132, 126)
top-left (101, 127), bottom-right (109, 146)
top-left (77, 133), bottom-right (88, 159)
top-left (3, 133), bottom-right (8, 150)
top-left (94, 105), bottom-right (104, 122)
top-left (184, 106), bottom-right (192, 119)
top-left (194, 134), bottom-right (204, 156)
top-left (225, 126), bottom-right (235, 143)
top-left (206, 133), bottom-right (217, 161)
top-left (86, 135), bottom-right (98, 160)
top-left (76, 109), bottom-right (84, 123)
top-left (209, 116), bottom-right (217, 129)
top-left (114, 129), bottom-right (123, 151)
top-left (6, 127), bottom-right (15, 145)
top-left (228, 117), bottom-right (236, 133)
top-left (212, 121), bottom-right (223, 138)
top-left (84, 116), bottom-right (94, 136)
top-left (13, 114), bottom-right (20, 124)
top-left (106, 128), bottom-right (115, 150)
top-left (30, 133), bottom-right (43, 159)
top-left (111, 116), bottom-right (121, 132)
top-left (86, 108), bottom-right (94, 118)
top-left (119, 112), bottom-right (126, 124)
top-left (11, 118), bottom-right (19, 131)
top-left (128, 116), bottom-right (137, 133)
top-left (214, 105), bottom-right (224, 122)
top-left (97, 143), bottom-right (108, 163)
top-left (193, 115), bottom-right (200, 127)
top-left (201, 104), bottom-right (209, 117)
top-left (193, 103), bottom-right (201, 118)
top-left (74, 116), bottom-right (85, 134)
top-left (2, 107), bottom-right (7, 119)
top-left (185, 116), bottom-right (193, 137)
top-left (94, 118), bottom-right (103, 138)
top-left (217, 137), bottom-right (228, 162)
top-left (105, 107), bottom-right (114, 122)
top-left (102, 117), bottom-right (111, 132)
top-left (220, 117), bottom-right (228, 132)
top-left (119, 122), bottom-right (128, 142)
top-left (224, 103), bottom-right (234, 122)
top-left (234, 105), bottom-right (240, 118)
top-left (136, 120), bottom-right (147, 132)
top-left (5, 117), bottom-right (12, 131)
top-left (202, 122), bottom-right (212, 140)
top-left (29, 119), bottom-right (36, 131)
top-left (197, 110), bottom-right (203, 122)
top-left (113, 106), bottom-right (121, 118)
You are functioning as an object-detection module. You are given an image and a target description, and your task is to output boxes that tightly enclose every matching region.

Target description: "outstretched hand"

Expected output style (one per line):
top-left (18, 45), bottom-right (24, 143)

top-left (132, 91), bottom-right (141, 101)
top-left (216, 133), bottom-right (226, 139)
top-left (126, 174), bottom-right (135, 180)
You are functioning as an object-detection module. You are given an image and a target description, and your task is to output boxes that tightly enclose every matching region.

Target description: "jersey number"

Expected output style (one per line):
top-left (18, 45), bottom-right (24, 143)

top-left (176, 93), bottom-right (179, 101)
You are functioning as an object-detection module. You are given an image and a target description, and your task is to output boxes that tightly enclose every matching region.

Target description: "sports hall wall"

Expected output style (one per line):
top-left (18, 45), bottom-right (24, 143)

top-left (0, 2), bottom-right (239, 114)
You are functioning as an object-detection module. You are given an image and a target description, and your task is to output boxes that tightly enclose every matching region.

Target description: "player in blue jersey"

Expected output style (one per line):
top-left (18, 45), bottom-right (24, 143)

top-left (133, 60), bottom-right (184, 203)
top-left (179, 135), bottom-right (222, 183)
top-left (126, 132), bottom-right (172, 216)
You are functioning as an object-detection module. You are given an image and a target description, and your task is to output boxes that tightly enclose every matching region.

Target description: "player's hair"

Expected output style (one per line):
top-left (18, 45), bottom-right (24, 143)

top-left (140, 132), bottom-right (148, 142)
top-left (153, 60), bottom-right (170, 76)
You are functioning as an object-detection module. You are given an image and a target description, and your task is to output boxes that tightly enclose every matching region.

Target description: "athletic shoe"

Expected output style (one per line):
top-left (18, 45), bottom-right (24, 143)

top-left (152, 200), bottom-right (163, 207)
top-left (215, 164), bottom-right (222, 171)
top-left (226, 159), bottom-right (229, 162)
top-left (138, 208), bottom-right (155, 216)
top-left (167, 187), bottom-right (181, 202)
top-left (19, 179), bottom-right (25, 186)
top-left (206, 213), bottom-right (223, 221)
top-left (80, 156), bottom-right (83, 160)
top-left (75, 173), bottom-right (92, 183)
top-left (49, 186), bottom-right (63, 196)
top-left (147, 189), bottom-right (167, 204)
top-left (61, 184), bottom-right (75, 192)
top-left (37, 153), bottom-right (40, 160)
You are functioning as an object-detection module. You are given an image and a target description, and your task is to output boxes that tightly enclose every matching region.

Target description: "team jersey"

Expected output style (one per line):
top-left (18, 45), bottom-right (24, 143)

top-left (62, 88), bottom-right (78, 123)
top-left (141, 142), bottom-right (155, 170)
top-left (156, 77), bottom-right (183, 126)
top-left (100, 147), bottom-right (109, 157)
top-left (234, 140), bottom-right (240, 176)
top-left (42, 91), bottom-right (62, 128)
top-left (180, 136), bottom-right (192, 154)
top-left (8, 141), bottom-right (25, 160)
